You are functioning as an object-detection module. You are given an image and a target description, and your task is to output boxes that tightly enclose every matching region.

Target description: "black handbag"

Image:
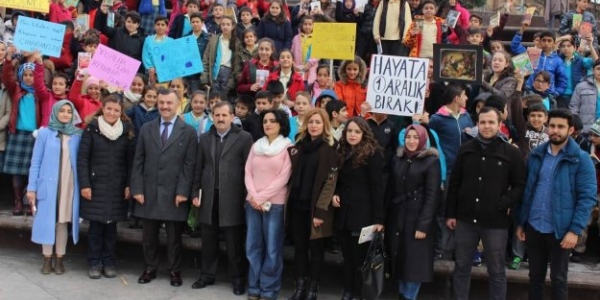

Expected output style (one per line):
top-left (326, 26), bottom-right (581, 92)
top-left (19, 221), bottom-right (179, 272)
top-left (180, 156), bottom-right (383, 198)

top-left (361, 231), bottom-right (388, 300)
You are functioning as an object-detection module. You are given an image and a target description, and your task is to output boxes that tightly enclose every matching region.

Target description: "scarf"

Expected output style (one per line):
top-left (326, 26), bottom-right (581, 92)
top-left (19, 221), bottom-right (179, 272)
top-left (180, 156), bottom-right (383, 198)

top-left (124, 90), bottom-right (142, 104)
top-left (254, 135), bottom-right (290, 156)
top-left (404, 124), bottom-right (428, 157)
top-left (97, 115), bottom-right (124, 140)
top-left (291, 136), bottom-right (323, 190)
top-left (341, 0), bottom-right (356, 14)
top-left (48, 100), bottom-right (83, 136)
top-left (18, 62), bottom-right (35, 93)
top-left (475, 132), bottom-right (499, 149)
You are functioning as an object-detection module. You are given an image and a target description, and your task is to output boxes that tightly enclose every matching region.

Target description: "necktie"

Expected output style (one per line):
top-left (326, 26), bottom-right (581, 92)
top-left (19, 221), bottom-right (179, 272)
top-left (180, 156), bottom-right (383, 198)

top-left (161, 122), bottom-right (171, 146)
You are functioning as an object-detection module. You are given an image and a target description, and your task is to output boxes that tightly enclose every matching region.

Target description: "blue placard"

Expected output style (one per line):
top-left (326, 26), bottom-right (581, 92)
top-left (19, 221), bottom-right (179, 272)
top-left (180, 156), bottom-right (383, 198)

top-left (155, 36), bottom-right (204, 83)
top-left (13, 16), bottom-right (66, 58)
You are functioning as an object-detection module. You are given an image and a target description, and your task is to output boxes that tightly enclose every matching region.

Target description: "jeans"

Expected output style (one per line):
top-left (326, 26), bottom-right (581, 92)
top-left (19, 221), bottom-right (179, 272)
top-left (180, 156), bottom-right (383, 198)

top-left (399, 281), bottom-right (422, 300)
top-left (211, 66), bottom-right (232, 96)
top-left (88, 221), bottom-right (118, 267)
top-left (246, 204), bottom-right (285, 299)
top-left (453, 221), bottom-right (508, 300)
top-left (512, 218), bottom-right (527, 258)
top-left (526, 225), bottom-right (570, 300)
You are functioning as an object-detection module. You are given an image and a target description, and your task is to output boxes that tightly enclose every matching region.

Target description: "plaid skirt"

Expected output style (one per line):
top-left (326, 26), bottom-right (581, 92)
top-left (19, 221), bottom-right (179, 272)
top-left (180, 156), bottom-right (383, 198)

top-left (3, 130), bottom-right (35, 175)
top-left (140, 6), bottom-right (159, 36)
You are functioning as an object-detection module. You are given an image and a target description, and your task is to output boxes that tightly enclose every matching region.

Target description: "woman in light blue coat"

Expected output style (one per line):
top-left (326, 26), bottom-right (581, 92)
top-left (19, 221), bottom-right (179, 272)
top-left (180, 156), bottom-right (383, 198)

top-left (26, 100), bottom-right (82, 275)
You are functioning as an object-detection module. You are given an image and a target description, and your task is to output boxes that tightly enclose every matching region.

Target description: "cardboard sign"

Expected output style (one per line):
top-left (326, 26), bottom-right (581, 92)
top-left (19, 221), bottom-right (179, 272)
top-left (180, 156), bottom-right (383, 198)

top-left (88, 44), bottom-right (141, 89)
top-left (13, 16), bottom-right (65, 57)
top-left (155, 36), bottom-right (204, 83)
top-left (312, 23), bottom-right (356, 60)
top-left (0, 0), bottom-right (50, 13)
top-left (366, 55), bottom-right (428, 117)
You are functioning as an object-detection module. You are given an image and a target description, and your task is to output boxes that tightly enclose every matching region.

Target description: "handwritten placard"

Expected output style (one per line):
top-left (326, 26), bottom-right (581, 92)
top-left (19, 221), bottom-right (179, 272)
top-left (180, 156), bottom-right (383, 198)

top-left (311, 23), bottom-right (356, 60)
top-left (13, 16), bottom-right (65, 58)
top-left (88, 44), bottom-right (141, 90)
top-left (0, 0), bottom-right (50, 13)
top-left (366, 55), bottom-right (428, 117)
top-left (155, 36), bottom-right (204, 83)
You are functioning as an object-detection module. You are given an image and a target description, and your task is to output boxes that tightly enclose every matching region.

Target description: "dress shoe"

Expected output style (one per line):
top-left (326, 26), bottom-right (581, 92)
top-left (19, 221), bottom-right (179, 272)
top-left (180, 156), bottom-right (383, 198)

top-left (192, 278), bottom-right (215, 289)
top-left (138, 270), bottom-right (157, 284)
top-left (170, 271), bottom-right (182, 287)
top-left (232, 278), bottom-right (246, 295)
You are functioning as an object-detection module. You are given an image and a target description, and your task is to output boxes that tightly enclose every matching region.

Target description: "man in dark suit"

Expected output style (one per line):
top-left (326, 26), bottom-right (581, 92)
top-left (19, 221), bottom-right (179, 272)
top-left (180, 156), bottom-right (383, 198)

top-left (131, 88), bottom-right (197, 287)
top-left (190, 102), bottom-right (253, 295)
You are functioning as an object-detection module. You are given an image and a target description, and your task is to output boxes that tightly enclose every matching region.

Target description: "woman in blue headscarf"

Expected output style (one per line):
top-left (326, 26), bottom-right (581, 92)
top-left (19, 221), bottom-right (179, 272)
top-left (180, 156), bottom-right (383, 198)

top-left (26, 100), bottom-right (82, 276)
top-left (2, 46), bottom-right (41, 216)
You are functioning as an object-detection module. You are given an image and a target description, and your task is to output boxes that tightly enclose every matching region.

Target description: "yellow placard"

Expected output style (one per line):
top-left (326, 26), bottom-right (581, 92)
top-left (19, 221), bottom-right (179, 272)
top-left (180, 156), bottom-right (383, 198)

top-left (0, 0), bottom-right (50, 13)
top-left (312, 23), bottom-right (356, 60)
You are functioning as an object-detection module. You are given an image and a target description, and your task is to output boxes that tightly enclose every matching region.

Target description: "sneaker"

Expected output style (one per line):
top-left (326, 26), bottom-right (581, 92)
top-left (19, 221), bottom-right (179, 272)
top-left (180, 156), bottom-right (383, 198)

top-left (509, 256), bottom-right (522, 270)
top-left (88, 264), bottom-right (102, 279)
top-left (103, 265), bottom-right (117, 278)
top-left (472, 251), bottom-right (482, 267)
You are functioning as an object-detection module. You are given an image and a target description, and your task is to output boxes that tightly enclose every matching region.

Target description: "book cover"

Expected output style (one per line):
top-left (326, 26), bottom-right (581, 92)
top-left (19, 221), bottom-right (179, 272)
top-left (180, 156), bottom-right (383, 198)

top-left (572, 13), bottom-right (583, 29)
top-left (78, 52), bottom-right (92, 70)
top-left (512, 52), bottom-right (533, 77)
top-left (107, 12), bottom-right (115, 28)
top-left (76, 14), bottom-right (89, 33)
top-left (489, 11), bottom-right (500, 27)
top-left (256, 70), bottom-right (269, 87)
top-left (579, 21), bottom-right (593, 38)
top-left (310, 1), bottom-right (321, 12)
top-left (527, 47), bottom-right (541, 70)
top-left (446, 10), bottom-right (460, 29)
top-left (521, 6), bottom-right (536, 24)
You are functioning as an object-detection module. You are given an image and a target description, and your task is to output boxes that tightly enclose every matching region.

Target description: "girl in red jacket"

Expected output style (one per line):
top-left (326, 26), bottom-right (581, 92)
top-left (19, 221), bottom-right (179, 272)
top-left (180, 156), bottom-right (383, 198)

top-left (264, 49), bottom-right (305, 114)
top-left (334, 55), bottom-right (367, 117)
top-left (68, 73), bottom-right (102, 127)
top-left (34, 54), bottom-right (69, 128)
top-left (237, 38), bottom-right (278, 97)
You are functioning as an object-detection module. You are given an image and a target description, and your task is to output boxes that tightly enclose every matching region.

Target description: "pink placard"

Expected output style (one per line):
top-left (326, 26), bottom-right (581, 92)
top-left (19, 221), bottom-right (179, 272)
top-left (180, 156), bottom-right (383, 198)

top-left (88, 44), bottom-right (141, 90)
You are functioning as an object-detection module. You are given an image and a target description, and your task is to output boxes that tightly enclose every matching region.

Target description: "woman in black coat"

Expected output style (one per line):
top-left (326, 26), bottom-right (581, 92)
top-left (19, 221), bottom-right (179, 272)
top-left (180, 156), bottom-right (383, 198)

top-left (332, 117), bottom-right (384, 300)
top-left (78, 95), bottom-right (134, 279)
top-left (386, 124), bottom-right (440, 300)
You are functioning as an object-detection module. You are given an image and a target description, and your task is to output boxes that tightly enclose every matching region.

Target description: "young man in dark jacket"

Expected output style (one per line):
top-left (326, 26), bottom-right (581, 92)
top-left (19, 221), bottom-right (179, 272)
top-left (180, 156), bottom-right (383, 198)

top-left (95, 10), bottom-right (146, 73)
top-left (446, 106), bottom-right (526, 300)
top-left (516, 108), bottom-right (597, 300)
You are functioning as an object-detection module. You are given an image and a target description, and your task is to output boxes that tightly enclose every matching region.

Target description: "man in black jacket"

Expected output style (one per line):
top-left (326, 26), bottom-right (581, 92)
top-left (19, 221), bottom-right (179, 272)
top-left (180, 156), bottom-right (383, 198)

top-left (445, 107), bottom-right (526, 300)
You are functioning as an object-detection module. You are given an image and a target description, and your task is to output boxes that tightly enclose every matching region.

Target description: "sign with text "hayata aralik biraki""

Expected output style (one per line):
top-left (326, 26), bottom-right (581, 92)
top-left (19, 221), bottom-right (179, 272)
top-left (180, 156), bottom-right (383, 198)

top-left (366, 55), bottom-right (428, 117)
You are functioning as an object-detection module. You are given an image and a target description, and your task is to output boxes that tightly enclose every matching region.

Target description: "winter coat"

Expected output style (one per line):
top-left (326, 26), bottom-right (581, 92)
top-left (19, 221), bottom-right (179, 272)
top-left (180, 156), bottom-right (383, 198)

top-left (237, 58), bottom-right (278, 96)
top-left (28, 128), bottom-right (81, 245)
top-left (291, 33), bottom-right (319, 85)
top-left (517, 139), bottom-right (598, 240)
top-left (335, 2), bottom-right (360, 23)
top-left (139, 0), bottom-right (167, 16)
top-left (168, 14), bottom-right (191, 39)
top-left (265, 69), bottom-right (305, 101)
top-left (287, 139), bottom-right (339, 239)
top-left (96, 11), bottom-right (146, 72)
top-left (428, 106), bottom-right (473, 175)
top-left (68, 79), bottom-right (102, 125)
top-left (232, 44), bottom-right (257, 85)
top-left (358, 1), bottom-right (378, 35)
top-left (131, 118), bottom-right (197, 221)
top-left (191, 125), bottom-right (253, 227)
top-left (33, 63), bottom-right (59, 128)
top-left (446, 137), bottom-right (527, 229)
top-left (403, 16), bottom-right (446, 58)
top-left (2, 58), bottom-right (41, 134)
top-left (257, 18), bottom-right (293, 53)
top-left (49, 3), bottom-right (72, 23)
top-left (200, 34), bottom-right (238, 90)
top-left (334, 150), bottom-right (385, 232)
top-left (569, 75), bottom-right (598, 133)
top-left (560, 10), bottom-right (598, 47)
top-left (49, 31), bottom-right (74, 72)
top-left (386, 147), bottom-right (440, 283)
top-left (0, 87), bottom-right (11, 151)
top-left (334, 80), bottom-right (366, 118)
top-left (78, 119), bottom-right (134, 223)
top-left (126, 104), bottom-right (160, 138)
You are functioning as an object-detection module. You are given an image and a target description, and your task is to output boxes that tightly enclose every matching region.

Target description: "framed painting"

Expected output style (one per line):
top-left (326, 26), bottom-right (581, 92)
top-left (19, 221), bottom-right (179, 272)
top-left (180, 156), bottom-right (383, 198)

top-left (433, 44), bottom-right (483, 85)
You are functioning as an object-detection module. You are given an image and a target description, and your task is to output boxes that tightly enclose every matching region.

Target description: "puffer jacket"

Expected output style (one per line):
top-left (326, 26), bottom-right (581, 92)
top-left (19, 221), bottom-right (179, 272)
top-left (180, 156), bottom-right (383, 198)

top-left (569, 75), bottom-right (597, 133)
top-left (77, 119), bottom-right (134, 223)
top-left (334, 58), bottom-right (368, 117)
top-left (359, 1), bottom-right (379, 35)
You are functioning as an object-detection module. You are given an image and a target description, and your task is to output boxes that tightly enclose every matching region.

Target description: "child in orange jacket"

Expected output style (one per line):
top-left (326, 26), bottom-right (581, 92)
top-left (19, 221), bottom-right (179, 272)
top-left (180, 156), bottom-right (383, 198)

top-left (403, 0), bottom-right (447, 58)
top-left (334, 56), bottom-right (367, 118)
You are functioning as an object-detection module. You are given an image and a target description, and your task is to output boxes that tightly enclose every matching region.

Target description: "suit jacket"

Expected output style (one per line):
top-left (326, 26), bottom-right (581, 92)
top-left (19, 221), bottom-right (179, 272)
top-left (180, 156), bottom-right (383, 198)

top-left (131, 118), bottom-right (197, 221)
top-left (192, 125), bottom-right (253, 227)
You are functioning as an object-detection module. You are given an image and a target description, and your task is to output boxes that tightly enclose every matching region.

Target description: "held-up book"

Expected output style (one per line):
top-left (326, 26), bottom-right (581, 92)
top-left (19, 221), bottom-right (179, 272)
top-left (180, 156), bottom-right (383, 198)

top-left (76, 14), bottom-right (89, 33)
top-left (107, 11), bottom-right (115, 28)
top-left (256, 70), bottom-right (269, 87)
top-left (358, 225), bottom-right (375, 244)
top-left (512, 52), bottom-right (534, 77)
top-left (579, 21), bottom-right (593, 38)
top-left (310, 1), bottom-right (321, 12)
top-left (489, 11), bottom-right (500, 27)
top-left (572, 13), bottom-right (583, 29)
top-left (521, 6), bottom-right (536, 24)
top-left (527, 47), bottom-right (541, 70)
top-left (445, 10), bottom-right (460, 29)
top-left (78, 52), bottom-right (92, 71)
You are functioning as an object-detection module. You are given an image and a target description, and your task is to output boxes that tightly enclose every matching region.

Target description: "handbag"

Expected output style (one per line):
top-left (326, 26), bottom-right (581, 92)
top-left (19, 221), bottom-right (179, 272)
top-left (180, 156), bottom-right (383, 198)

top-left (361, 231), bottom-right (388, 300)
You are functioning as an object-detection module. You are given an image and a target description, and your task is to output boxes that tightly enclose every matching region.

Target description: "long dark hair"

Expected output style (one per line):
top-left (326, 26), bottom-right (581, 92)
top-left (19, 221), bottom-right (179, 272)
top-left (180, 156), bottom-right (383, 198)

top-left (338, 117), bottom-right (381, 167)
top-left (221, 16), bottom-right (238, 52)
top-left (264, 0), bottom-right (287, 24)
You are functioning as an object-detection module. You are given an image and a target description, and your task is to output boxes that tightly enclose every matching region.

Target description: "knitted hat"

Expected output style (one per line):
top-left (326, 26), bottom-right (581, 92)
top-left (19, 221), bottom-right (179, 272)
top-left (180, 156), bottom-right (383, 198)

top-left (590, 118), bottom-right (600, 136)
top-left (484, 95), bottom-right (506, 112)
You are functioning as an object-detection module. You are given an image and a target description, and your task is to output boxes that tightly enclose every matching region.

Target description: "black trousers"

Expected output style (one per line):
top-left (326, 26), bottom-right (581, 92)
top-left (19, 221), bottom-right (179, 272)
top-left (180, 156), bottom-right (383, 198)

top-left (338, 230), bottom-right (369, 295)
top-left (142, 219), bottom-right (184, 271)
top-left (526, 225), bottom-right (571, 300)
top-left (380, 40), bottom-right (404, 56)
top-left (356, 32), bottom-right (376, 64)
top-left (288, 208), bottom-right (326, 281)
top-left (87, 221), bottom-right (118, 267)
top-left (201, 192), bottom-right (246, 280)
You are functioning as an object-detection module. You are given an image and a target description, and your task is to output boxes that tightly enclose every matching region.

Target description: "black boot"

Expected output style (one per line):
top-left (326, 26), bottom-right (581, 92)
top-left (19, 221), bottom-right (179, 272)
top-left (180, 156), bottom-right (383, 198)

top-left (288, 277), bottom-right (308, 300)
top-left (305, 280), bottom-right (319, 300)
top-left (11, 183), bottom-right (24, 216)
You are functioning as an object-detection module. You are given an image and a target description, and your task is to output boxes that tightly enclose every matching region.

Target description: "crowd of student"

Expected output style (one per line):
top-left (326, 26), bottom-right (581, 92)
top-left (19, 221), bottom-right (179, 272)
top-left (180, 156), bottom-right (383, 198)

top-left (1, 0), bottom-right (600, 299)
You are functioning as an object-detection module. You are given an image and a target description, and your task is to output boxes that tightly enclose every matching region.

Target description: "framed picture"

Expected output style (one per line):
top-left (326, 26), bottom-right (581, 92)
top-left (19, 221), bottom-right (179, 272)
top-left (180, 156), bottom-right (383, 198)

top-left (433, 44), bottom-right (483, 85)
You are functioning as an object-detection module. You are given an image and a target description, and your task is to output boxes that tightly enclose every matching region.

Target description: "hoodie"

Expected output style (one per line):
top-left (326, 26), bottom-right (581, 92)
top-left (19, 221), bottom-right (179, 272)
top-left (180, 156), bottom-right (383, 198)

top-left (313, 89), bottom-right (339, 107)
top-left (428, 105), bottom-right (473, 175)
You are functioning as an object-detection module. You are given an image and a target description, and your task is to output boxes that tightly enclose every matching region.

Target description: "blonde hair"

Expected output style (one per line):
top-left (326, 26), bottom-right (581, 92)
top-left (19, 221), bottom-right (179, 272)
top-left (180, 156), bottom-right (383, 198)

top-left (296, 108), bottom-right (335, 146)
